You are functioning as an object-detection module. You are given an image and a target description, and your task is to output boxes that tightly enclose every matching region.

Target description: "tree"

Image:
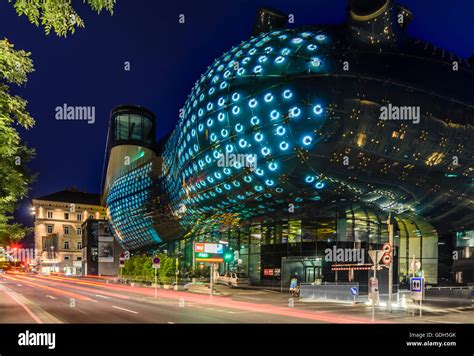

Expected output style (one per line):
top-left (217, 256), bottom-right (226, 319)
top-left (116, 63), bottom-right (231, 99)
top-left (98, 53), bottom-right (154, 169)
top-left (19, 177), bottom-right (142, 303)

top-left (0, 39), bottom-right (35, 244)
top-left (8, 0), bottom-right (116, 37)
top-left (0, 1), bottom-right (116, 244)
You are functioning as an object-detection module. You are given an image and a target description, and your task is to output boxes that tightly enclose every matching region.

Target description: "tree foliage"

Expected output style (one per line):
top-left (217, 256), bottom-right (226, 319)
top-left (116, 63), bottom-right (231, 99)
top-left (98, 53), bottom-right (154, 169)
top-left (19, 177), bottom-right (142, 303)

top-left (122, 254), bottom-right (177, 285)
top-left (8, 0), bottom-right (116, 37)
top-left (0, 39), bottom-right (35, 243)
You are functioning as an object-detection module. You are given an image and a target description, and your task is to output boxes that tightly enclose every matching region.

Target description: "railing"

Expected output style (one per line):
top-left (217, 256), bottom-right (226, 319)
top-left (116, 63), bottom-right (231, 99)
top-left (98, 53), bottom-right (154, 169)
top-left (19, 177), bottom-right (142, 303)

top-left (300, 282), bottom-right (360, 302)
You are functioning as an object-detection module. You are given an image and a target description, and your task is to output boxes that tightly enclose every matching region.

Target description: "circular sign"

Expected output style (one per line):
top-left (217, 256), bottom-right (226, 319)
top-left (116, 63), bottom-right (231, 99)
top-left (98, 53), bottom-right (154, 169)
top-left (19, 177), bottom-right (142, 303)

top-left (350, 287), bottom-right (358, 296)
top-left (152, 257), bottom-right (160, 265)
top-left (382, 253), bottom-right (392, 265)
top-left (382, 242), bottom-right (392, 253)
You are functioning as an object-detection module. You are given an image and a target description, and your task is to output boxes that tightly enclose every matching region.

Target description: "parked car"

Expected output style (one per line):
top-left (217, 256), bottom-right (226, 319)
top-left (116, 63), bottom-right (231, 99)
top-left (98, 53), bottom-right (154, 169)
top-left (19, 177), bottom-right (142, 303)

top-left (216, 271), bottom-right (250, 288)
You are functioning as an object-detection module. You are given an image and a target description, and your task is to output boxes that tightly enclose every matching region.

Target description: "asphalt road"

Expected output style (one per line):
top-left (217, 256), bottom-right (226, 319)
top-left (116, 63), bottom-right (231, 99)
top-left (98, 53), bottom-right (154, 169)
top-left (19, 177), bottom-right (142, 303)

top-left (0, 273), bottom-right (471, 324)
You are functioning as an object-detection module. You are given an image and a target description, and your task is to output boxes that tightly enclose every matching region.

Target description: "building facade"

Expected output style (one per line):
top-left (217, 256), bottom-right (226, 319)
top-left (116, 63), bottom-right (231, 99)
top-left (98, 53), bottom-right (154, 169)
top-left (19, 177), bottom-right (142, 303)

top-left (102, 1), bottom-right (473, 287)
top-left (32, 189), bottom-right (106, 275)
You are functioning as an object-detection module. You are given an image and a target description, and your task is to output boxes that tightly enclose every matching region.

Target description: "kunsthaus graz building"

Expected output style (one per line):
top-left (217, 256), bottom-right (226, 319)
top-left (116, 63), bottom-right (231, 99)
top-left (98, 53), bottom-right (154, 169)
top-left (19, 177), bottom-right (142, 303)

top-left (102, 0), bottom-right (474, 289)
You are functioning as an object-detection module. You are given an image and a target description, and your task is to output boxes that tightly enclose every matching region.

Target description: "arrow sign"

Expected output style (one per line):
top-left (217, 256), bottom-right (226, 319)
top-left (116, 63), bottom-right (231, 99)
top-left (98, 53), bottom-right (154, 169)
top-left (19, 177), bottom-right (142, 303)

top-left (350, 287), bottom-right (358, 296)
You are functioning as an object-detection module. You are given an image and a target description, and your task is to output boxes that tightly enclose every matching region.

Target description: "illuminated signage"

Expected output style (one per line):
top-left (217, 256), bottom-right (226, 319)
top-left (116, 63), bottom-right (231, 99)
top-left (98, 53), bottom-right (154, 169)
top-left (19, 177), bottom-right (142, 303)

top-left (194, 243), bottom-right (224, 262)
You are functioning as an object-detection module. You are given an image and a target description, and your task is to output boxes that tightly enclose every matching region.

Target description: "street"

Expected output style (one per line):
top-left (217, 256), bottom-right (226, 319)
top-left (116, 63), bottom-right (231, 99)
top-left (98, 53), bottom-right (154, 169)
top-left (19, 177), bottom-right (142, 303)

top-left (0, 273), bottom-right (472, 324)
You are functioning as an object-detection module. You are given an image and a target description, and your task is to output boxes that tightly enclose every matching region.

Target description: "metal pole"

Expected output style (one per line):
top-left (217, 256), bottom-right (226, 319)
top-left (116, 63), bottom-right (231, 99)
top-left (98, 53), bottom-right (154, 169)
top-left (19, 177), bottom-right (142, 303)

top-left (388, 213), bottom-right (394, 313)
top-left (372, 257), bottom-right (377, 321)
top-left (154, 267), bottom-right (157, 298)
top-left (280, 258), bottom-right (283, 294)
top-left (210, 264), bottom-right (213, 300)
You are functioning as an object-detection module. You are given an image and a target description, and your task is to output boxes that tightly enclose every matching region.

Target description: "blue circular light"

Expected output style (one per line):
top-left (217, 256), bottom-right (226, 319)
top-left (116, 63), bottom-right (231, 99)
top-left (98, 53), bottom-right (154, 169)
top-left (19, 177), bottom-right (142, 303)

top-left (226, 144), bottom-right (233, 152)
top-left (253, 65), bottom-right (262, 74)
top-left (232, 93), bottom-right (240, 101)
top-left (249, 99), bottom-right (258, 108)
top-left (265, 179), bottom-right (274, 186)
top-left (232, 106), bottom-right (240, 115)
top-left (251, 116), bottom-right (260, 125)
top-left (289, 107), bottom-right (301, 118)
top-left (239, 139), bottom-right (247, 148)
top-left (313, 105), bottom-right (323, 115)
top-left (218, 97), bottom-right (225, 106)
top-left (220, 81), bottom-right (228, 89)
top-left (207, 118), bottom-right (213, 127)
top-left (270, 110), bottom-right (280, 120)
top-left (268, 162), bottom-right (277, 171)
top-left (316, 34), bottom-right (326, 41)
top-left (303, 136), bottom-right (312, 145)
top-left (237, 68), bottom-right (245, 76)
top-left (258, 55), bottom-right (267, 63)
top-left (264, 93), bottom-right (273, 102)
top-left (276, 126), bottom-right (285, 136)
top-left (315, 181), bottom-right (325, 189)
top-left (218, 112), bottom-right (225, 121)
top-left (283, 90), bottom-right (292, 99)
top-left (275, 56), bottom-right (285, 63)
top-left (305, 176), bottom-right (315, 183)
top-left (279, 141), bottom-right (289, 150)
top-left (221, 129), bottom-right (229, 137)
top-left (307, 44), bottom-right (317, 51)
top-left (256, 169), bottom-right (264, 176)
top-left (235, 123), bottom-right (243, 132)
top-left (254, 133), bottom-right (263, 142)
top-left (311, 57), bottom-right (322, 67)
top-left (207, 103), bottom-right (213, 111)
top-left (261, 147), bottom-right (270, 156)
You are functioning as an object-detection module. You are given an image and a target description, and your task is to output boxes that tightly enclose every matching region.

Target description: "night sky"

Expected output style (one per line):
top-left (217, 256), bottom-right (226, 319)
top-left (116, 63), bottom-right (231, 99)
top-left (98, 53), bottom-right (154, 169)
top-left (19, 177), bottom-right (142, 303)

top-left (1, 0), bottom-right (473, 230)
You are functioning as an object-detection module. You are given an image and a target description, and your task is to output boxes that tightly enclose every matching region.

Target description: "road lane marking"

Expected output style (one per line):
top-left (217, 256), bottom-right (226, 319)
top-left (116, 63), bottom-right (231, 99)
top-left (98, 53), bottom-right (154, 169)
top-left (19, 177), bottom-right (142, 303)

top-left (45, 295), bottom-right (57, 300)
top-left (95, 294), bottom-right (110, 299)
top-left (16, 284), bottom-right (22, 287)
top-left (3, 291), bottom-right (43, 324)
top-left (167, 322), bottom-right (175, 324)
top-left (112, 306), bottom-right (138, 314)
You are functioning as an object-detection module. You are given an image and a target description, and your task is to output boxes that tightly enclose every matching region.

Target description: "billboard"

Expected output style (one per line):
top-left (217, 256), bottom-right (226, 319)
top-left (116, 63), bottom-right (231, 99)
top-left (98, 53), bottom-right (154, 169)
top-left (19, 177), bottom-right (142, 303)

top-left (194, 243), bottom-right (224, 263)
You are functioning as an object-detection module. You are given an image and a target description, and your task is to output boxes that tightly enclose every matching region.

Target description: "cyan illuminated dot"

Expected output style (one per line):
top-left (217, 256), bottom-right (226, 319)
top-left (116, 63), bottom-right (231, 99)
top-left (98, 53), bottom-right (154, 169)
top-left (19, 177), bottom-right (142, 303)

top-left (265, 179), bottom-right (274, 186)
top-left (268, 162), bottom-right (277, 171)
top-left (303, 136), bottom-right (312, 145)
top-left (242, 57), bottom-right (251, 64)
top-left (251, 116), bottom-right (260, 125)
top-left (239, 138), bottom-right (247, 147)
top-left (279, 141), bottom-right (289, 150)
top-left (253, 65), bottom-right (262, 74)
top-left (283, 90), bottom-right (292, 99)
top-left (264, 93), bottom-right (273, 102)
top-left (218, 97), bottom-right (225, 106)
top-left (313, 105), bottom-right (323, 115)
top-left (235, 123), bottom-right (243, 132)
top-left (221, 129), bottom-right (229, 137)
top-left (226, 144), bottom-right (233, 152)
top-left (208, 87), bottom-right (215, 95)
top-left (289, 107), bottom-right (301, 118)
top-left (232, 106), bottom-right (240, 115)
top-left (198, 108), bottom-right (204, 117)
top-left (316, 34), bottom-right (327, 41)
top-left (215, 172), bottom-right (222, 179)
top-left (224, 70), bottom-right (231, 78)
top-left (237, 68), bottom-right (245, 76)
top-left (206, 103), bottom-right (213, 111)
top-left (244, 176), bottom-right (252, 183)
top-left (292, 37), bottom-right (303, 44)
top-left (220, 81), bottom-right (228, 89)
top-left (276, 126), bottom-right (285, 136)
top-left (275, 56), bottom-right (285, 64)
top-left (254, 132), bottom-right (264, 142)
top-left (207, 118), bottom-right (213, 127)
top-left (249, 48), bottom-right (257, 55)
top-left (256, 169), bottom-right (264, 176)
top-left (311, 57), bottom-right (322, 67)
top-left (315, 181), bottom-right (325, 189)
top-left (258, 55), bottom-right (267, 63)
top-left (249, 99), bottom-right (258, 108)
top-left (305, 176), bottom-right (315, 183)
top-left (261, 147), bottom-right (270, 156)
top-left (270, 110), bottom-right (280, 120)
top-left (218, 112), bottom-right (225, 121)
top-left (281, 48), bottom-right (290, 55)
top-left (232, 93), bottom-right (240, 101)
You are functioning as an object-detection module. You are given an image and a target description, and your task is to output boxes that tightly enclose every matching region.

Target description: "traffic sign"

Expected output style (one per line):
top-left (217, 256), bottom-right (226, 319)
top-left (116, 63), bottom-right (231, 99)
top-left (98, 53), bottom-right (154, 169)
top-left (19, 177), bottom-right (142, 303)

top-left (369, 277), bottom-right (379, 293)
top-left (382, 253), bottom-right (392, 265)
top-left (350, 287), bottom-right (358, 296)
top-left (382, 242), bottom-right (392, 253)
top-left (368, 250), bottom-right (383, 265)
top-left (153, 256), bottom-right (160, 269)
top-left (124, 251), bottom-right (130, 260)
top-left (410, 277), bottom-right (423, 292)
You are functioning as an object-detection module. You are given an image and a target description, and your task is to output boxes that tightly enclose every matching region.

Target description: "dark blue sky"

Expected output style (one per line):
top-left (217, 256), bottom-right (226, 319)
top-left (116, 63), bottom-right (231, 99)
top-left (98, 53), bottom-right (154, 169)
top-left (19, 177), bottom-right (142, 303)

top-left (1, 0), bottom-right (473, 227)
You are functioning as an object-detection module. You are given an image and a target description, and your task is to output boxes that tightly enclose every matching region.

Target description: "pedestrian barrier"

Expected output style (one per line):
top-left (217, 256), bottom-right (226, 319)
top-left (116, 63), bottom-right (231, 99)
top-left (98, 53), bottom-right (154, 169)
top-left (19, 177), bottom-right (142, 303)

top-left (299, 282), bottom-right (360, 302)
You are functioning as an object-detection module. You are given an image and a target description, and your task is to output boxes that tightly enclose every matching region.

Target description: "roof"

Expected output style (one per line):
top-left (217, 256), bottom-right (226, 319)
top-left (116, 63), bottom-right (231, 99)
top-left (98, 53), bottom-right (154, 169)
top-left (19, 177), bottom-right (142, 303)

top-left (34, 189), bottom-right (102, 206)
